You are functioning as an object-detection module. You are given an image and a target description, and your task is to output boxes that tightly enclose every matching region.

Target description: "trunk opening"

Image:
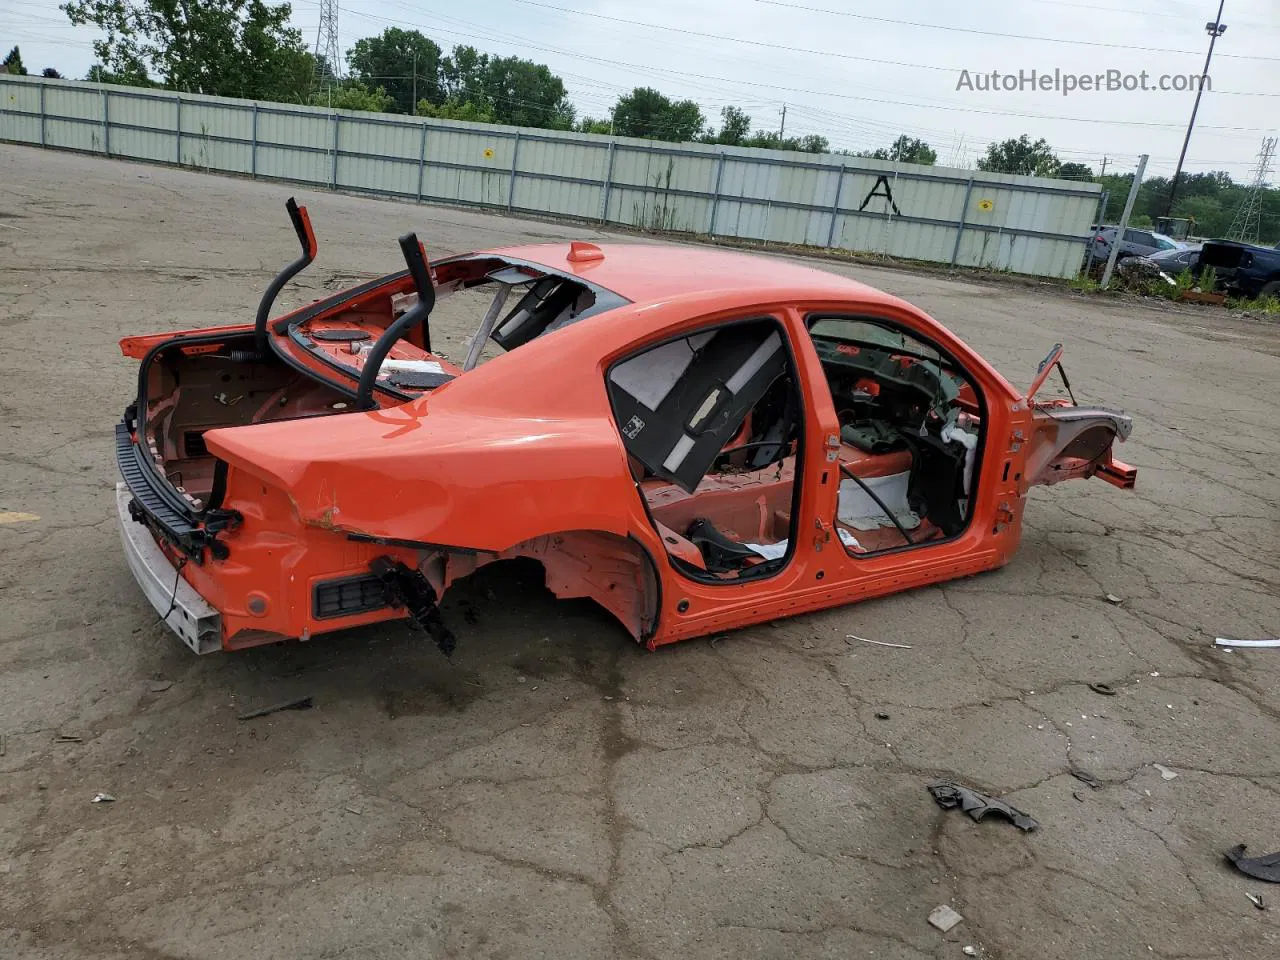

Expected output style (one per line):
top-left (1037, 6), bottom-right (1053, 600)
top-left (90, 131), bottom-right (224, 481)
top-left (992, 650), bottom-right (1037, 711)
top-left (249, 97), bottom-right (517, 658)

top-left (139, 332), bottom-right (351, 509)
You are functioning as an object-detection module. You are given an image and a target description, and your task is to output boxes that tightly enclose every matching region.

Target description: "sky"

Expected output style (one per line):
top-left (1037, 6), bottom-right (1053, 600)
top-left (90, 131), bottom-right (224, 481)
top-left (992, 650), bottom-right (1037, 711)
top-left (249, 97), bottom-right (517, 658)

top-left (5, 0), bottom-right (1279, 180)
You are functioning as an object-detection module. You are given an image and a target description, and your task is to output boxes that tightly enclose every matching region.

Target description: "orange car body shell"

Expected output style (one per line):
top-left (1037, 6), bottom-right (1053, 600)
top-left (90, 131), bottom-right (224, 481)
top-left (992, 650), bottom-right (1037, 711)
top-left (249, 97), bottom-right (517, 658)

top-left (120, 242), bottom-right (1134, 652)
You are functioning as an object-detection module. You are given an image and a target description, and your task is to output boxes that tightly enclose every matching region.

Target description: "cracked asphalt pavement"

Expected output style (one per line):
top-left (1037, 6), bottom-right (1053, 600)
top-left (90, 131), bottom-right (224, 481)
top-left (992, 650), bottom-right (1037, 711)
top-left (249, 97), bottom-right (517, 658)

top-left (2, 145), bottom-right (1279, 959)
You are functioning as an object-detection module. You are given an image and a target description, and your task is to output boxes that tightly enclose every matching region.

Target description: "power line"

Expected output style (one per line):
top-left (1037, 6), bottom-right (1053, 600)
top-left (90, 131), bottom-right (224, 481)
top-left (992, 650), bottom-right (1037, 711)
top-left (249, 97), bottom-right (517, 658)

top-left (486, 0), bottom-right (1280, 91)
top-left (485, 0), bottom-right (954, 73)
top-left (334, 5), bottom-right (1279, 134)
top-left (746, 0), bottom-right (1280, 62)
top-left (1021, 0), bottom-right (1276, 30)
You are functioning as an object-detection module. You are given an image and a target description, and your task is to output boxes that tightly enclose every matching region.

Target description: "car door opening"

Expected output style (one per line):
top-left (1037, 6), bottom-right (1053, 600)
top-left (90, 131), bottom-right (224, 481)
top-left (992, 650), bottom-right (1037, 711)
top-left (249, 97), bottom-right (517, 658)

top-left (606, 317), bottom-right (804, 581)
top-left (806, 315), bottom-right (985, 555)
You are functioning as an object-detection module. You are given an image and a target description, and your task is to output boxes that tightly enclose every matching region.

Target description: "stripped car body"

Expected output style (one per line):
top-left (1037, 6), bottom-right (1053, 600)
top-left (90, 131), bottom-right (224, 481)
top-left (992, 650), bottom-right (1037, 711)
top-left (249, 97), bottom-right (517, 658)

top-left (115, 199), bottom-right (1136, 655)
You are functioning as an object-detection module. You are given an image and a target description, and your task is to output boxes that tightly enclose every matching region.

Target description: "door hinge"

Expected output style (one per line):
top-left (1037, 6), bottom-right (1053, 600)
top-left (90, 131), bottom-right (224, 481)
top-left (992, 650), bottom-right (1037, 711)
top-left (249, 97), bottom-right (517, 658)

top-left (825, 432), bottom-right (840, 463)
top-left (995, 502), bottom-right (1015, 530)
top-left (813, 516), bottom-right (832, 551)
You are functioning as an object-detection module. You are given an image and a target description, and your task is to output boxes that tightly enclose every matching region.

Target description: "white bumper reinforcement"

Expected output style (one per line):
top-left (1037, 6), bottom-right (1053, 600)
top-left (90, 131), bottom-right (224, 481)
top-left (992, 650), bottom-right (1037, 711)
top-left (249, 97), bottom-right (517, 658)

top-left (116, 482), bottom-right (221, 654)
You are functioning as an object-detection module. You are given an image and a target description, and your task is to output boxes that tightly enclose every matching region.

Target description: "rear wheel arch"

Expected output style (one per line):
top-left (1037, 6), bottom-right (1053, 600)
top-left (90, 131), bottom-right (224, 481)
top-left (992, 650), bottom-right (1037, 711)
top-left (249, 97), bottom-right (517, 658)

top-left (437, 530), bottom-right (662, 644)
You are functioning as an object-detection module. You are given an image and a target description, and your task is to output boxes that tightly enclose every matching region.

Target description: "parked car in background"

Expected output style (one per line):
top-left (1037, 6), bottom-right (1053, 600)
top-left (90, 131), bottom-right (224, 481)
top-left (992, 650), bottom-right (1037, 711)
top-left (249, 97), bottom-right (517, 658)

top-left (1197, 239), bottom-right (1280, 298)
top-left (1116, 244), bottom-right (1202, 283)
top-left (1088, 226), bottom-right (1184, 266)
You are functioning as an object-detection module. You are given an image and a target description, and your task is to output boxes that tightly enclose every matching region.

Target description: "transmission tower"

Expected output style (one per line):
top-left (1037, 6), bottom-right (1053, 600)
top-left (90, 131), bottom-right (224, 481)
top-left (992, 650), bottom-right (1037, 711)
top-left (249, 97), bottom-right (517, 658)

top-left (1227, 136), bottom-right (1276, 245)
top-left (313, 0), bottom-right (342, 88)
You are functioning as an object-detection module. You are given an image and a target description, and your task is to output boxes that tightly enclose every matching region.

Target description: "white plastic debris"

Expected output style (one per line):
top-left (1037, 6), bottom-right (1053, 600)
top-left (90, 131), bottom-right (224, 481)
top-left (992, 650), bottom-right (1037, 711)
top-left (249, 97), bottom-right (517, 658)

top-left (1153, 764), bottom-right (1178, 780)
top-left (928, 904), bottom-right (964, 932)
top-left (91, 792), bottom-right (115, 803)
top-left (749, 530), bottom-right (862, 559)
top-left (848, 635), bottom-right (913, 649)
top-left (1104, 594), bottom-right (1124, 605)
top-left (963, 948), bottom-right (979, 957)
top-left (1214, 637), bottom-right (1280, 649)
top-left (745, 540), bottom-right (788, 561)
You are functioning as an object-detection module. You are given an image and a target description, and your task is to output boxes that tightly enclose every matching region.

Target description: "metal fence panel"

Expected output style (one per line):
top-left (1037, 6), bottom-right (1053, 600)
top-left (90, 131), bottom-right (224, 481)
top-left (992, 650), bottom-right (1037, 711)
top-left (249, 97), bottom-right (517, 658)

top-left (0, 75), bottom-right (1102, 279)
top-left (255, 142), bottom-right (328, 184)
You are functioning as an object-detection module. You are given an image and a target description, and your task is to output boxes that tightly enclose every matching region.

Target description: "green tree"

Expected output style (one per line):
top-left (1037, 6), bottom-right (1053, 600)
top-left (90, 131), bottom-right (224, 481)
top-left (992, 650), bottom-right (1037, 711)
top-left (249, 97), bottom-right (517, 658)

top-left (440, 45), bottom-right (488, 103)
top-left (417, 98), bottom-right (496, 123)
top-left (739, 130), bottom-right (828, 154)
top-left (860, 135), bottom-right (937, 165)
top-left (42, 67), bottom-right (64, 79)
top-left (1057, 161), bottom-right (1095, 181)
top-left (482, 55), bottom-right (573, 128)
top-left (311, 80), bottom-right (394, 113)
top-left (346, 28), bottom-right (442, 114)
top-left (86, 62), bottom-right (155, 86)
top-left (2, 45), bottom-right (27, 75)
top-left (435, 47), bottom-right (573, 129)
top-left (611, 87), bottom-right (705, 142)
top-left (62, 0), bottom-right (313, 100)
top-left (711, 105), bottom-right (752, 146)
top-left (576, 116), bottom-right (612, 135)
top-left (977, 135), bottom-right (1061, 177)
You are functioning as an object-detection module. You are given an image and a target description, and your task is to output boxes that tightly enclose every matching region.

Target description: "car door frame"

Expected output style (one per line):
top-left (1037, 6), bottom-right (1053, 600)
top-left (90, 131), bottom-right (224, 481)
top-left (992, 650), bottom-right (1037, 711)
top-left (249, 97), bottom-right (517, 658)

top-left (606, 302), bottom-right (843, 646)
top-left (776, 297), bottom-right (1032, 612)
top-left (630, 296), bottom-right (1034, 646)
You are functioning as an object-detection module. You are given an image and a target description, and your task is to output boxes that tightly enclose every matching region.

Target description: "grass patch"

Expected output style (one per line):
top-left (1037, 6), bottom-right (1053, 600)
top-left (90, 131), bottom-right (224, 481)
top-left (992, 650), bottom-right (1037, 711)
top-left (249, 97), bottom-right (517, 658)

top-left (1228, 294), bottom-right (1280, 314)
top-left (1068, 274), bottom-right (1102, 293)
top-left (1144, 267), bottom-right (1196, 300)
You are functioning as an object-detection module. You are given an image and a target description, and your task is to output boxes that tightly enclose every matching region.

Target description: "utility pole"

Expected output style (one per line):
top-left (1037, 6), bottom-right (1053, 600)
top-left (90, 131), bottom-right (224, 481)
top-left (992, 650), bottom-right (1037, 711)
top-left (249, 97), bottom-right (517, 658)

top-left (1166, 0), bottom-right (1226, 217)
top-left (1099, 156), bottom-right (1108, 177)
top-left (412, 51), bottom-right (417, 112)
top-left (1101, 154), bottom-right (1149, 289)
top-left (779, 103), bottom-right (786, 139)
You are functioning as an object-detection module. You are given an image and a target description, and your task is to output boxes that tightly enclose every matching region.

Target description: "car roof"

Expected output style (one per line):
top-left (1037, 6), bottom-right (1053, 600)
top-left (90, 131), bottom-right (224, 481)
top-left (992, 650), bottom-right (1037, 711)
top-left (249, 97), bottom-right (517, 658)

top-left (481, 242), bottom-right (903, 308)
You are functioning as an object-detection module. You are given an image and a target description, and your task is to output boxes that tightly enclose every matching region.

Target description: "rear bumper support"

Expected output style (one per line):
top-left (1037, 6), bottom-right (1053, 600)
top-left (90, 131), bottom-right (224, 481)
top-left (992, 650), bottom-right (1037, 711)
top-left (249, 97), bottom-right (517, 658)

top-left (116, 483), bottom-right (222, 654)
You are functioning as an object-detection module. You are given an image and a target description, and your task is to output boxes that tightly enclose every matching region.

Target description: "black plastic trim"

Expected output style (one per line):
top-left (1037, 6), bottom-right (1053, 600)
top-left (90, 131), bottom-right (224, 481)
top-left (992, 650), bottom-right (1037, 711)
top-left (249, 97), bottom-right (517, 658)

top-left (312, 573), bottom-right (388, 619)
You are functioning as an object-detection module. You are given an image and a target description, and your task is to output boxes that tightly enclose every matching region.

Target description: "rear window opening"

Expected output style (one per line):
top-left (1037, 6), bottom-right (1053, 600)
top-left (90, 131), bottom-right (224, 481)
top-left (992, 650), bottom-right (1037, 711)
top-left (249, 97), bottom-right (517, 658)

top-left (289, 255), bottom-right (629, 389)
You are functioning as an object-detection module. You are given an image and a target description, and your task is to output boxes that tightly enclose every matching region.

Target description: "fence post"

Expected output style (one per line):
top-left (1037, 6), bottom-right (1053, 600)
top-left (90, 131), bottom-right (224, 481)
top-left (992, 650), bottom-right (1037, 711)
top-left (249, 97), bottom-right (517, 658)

top-left (416, 122), bottom-right (428, 202)
top-left (708, 153), bottom-right (726, 236)
top-left (38, 81), bottom-right (46, 147)
top-left (101, 88), bottom-right (110, 156)
top-left (1081, 189), bottom-right (1108, 276)
top-left (250, 103), bottom-right (258, 178)
top-left (599, 140), bottom-right (616, 224)
top-left (950, 177), bottom-right (975, 266)
top-left (507, 131), bottom-right (520, 211)
top-left (1101, 154), bottom-right (1148, 288)
top-left (825, 164), bottom-right (846, 248)
top-left (174, 94), bottom-right (182, 164)
top-left (330, 112), bottom-right (339, 189)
